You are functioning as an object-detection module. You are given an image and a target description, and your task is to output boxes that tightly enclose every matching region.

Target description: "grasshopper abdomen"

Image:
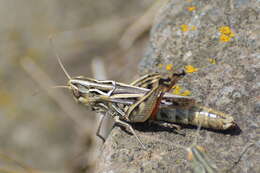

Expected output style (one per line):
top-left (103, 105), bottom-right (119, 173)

top-left (156, 104), bottom-right (235, 130)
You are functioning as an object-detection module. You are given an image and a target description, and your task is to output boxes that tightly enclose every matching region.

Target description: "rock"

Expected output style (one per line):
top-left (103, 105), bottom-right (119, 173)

top-left (97, 0), bottom-right (260, 172)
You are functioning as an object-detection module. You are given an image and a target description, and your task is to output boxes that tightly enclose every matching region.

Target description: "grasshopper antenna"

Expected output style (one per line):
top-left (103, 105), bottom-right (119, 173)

top-left (52, 85), bottom-right (70, 89)
top-left (48, 35), bottom-right (71, 80)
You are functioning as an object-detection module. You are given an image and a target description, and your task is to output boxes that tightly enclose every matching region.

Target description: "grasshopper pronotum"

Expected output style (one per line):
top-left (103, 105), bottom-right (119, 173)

top-left (56, 57), bottom-right (236, 149)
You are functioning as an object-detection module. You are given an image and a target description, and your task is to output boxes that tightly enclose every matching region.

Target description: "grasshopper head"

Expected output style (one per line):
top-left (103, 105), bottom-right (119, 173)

top-left (55, 55), bottom-right (87, 101)
top-left (67, 79), bottom-right (82, 99)
top-left (55, 55), bottom-right (92, 105)
top-left (67, 78), bottom-right (94, 106)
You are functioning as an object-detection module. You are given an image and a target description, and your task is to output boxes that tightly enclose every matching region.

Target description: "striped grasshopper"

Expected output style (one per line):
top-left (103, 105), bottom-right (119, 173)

top-left (56, 58), bottom-right (235, 149)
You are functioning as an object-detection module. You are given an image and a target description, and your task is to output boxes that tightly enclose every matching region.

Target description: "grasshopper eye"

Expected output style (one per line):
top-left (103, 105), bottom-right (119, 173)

top-left (71, 87), bottom-right (80, 98)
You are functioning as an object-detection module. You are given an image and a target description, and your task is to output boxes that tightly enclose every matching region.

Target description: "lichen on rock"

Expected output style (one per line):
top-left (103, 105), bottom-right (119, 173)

top-left (97, 0), bottom-right (260, 172)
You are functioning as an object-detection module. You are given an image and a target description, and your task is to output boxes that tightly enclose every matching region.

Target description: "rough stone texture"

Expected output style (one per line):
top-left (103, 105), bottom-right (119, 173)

top-left (97, 0), bottom-right (259, 173)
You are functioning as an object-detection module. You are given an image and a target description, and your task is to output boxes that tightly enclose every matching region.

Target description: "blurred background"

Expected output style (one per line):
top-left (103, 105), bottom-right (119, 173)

top-left (0, 0), bottom-right (163, 172)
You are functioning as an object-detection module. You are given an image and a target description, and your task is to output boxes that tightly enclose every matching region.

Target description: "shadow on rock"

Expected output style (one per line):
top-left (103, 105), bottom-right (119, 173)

top-left (113, 120), bottom-right (242, 137)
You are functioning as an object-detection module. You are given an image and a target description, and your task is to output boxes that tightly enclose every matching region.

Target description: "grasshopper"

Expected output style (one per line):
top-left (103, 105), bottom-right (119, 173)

top-left (56, 58), bottom-right (235, 149)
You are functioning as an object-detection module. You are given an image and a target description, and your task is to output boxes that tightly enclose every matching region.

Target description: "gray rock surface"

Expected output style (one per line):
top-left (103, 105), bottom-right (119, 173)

top-left (97, 0), bottom-right (259, 172)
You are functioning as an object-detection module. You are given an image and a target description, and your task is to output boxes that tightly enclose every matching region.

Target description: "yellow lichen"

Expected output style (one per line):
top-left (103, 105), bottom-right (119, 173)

top-left (190, 26), bottom-right (197, 31)
top-left (220, 34), bottom-right (231, 42)
top-left (208, 58), bottom-right (216, 64)
top-left (219, 26), bottom-right (232, 35)
top-left (187, 6), bottom-right (196, 11)
top-left (172, 85), bottom-right (191, 96)
top-left (219, 26), bottom-right (235, 42)
top-left (185, 65), bottom-right (198, 73)
top-left (166, 64), bottom-right (173, 71)
top-left (181, 90), bottom-right (191, 96)
top-left (229, 31), bottom-right (235, 38)
top-left (181, 24), bottom-right (189, 32)
top-left (180, 25), bottom-right (197, 32)
top-left (196, 145), bottom-right (206, 152)
top-left (172, 85), bottom-right (181, 95)
top-left (158, 64), bottom-right (163, 69)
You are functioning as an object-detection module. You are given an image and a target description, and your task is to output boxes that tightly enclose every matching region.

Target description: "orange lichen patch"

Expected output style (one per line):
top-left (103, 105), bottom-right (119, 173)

top-left (180, 24), bottom-right (189, 32)
top-left (208, 58), bottom-right (216, 64)
top-left (187, 6), bottom-right (196, 11)
top-left (219, 26), bottom-right (235, 42)
top-left (172, 85), bottom-right (181, 95)
top-left (185, 65), bottom-right (198, 73)
top-left (181, 90), bottom-right (191, 96)
top-left (165, 64), bottom-right (173, 71)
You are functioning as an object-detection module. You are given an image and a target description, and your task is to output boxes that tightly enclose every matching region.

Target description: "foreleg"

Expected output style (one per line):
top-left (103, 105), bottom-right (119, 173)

top-left (96, 113), bottom-right (107, 142)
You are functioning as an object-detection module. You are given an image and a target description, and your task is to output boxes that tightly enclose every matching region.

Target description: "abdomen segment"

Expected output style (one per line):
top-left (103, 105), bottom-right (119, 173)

top-left (156, 105), bottom-right (235, 130)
